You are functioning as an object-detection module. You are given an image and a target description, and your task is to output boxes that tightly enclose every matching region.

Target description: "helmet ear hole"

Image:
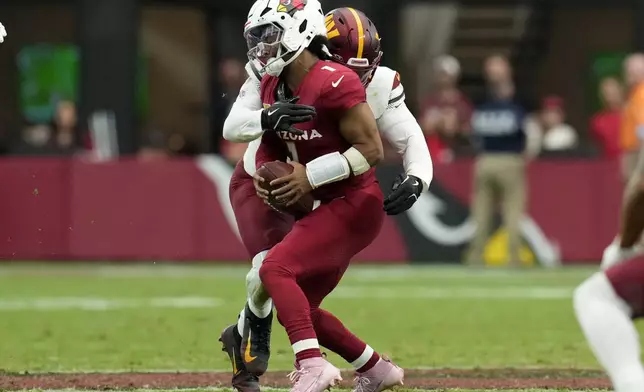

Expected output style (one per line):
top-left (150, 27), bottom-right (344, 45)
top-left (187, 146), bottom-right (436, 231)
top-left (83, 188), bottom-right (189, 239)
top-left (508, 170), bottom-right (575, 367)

top-left (260, 7), bottom-right (271, 16)
top-left (299, 20), bottom-right (308, 33)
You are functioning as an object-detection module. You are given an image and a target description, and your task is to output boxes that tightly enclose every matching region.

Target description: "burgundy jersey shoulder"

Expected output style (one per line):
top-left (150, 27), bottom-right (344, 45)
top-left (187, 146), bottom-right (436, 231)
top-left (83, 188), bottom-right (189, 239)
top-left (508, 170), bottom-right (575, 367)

top-left (312, 61), bottom-right (367, 111)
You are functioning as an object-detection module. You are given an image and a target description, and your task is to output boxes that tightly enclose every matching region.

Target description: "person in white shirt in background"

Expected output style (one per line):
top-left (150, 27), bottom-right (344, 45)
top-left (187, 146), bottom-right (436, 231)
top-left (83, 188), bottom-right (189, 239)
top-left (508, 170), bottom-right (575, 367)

top-left (1, 22), bottom-right (6, 43)
top-left (538, 95), bottom-right (578, 152)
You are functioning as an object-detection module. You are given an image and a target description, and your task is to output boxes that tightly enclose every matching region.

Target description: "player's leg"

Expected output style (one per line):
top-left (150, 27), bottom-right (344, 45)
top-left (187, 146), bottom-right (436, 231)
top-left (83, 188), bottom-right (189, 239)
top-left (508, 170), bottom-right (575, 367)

top-left (467, 156), bottom-right (495, 265)
top-left (602, 147), bottom-right (644, 269)
top-left (498, 155), bottom-right (526, 267)
top-left (300, 270), bottom-right (404, 392)
top-left (259, 183), bottom-right (384, 392)
top-left (222, 163), bottom-right (294, 382)
top-left (574, 258), bottom-right (644, 392)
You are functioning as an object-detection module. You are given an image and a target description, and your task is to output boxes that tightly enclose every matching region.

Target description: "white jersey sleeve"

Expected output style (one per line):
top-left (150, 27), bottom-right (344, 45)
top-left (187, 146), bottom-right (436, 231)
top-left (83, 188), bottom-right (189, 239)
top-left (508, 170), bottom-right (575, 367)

top-left (366, 66), bottom-right (399, 119)
top-left (222, 76), bottom-right (264, 143)
top-left (373, 69), bottom-right (433, 191)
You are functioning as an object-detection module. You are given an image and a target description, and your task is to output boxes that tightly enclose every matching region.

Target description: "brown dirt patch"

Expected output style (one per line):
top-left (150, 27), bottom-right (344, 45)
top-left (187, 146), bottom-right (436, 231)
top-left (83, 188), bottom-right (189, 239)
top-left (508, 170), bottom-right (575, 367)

top-left (0, 368), bottom-right (611, 390)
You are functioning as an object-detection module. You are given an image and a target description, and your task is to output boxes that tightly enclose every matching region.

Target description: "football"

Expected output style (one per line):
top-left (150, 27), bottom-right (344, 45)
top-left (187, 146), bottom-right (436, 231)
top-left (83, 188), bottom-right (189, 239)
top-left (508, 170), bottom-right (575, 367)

top-left (256, 161), bottom-right (315, 218)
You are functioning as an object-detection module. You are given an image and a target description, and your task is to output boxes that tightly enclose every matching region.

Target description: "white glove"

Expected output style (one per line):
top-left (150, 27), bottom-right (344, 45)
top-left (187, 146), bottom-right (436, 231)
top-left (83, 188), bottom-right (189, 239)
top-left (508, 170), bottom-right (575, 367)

top-left (0, 23), bottom-right (6, 43)
top-left (600, 238), bottom-right (644, 270)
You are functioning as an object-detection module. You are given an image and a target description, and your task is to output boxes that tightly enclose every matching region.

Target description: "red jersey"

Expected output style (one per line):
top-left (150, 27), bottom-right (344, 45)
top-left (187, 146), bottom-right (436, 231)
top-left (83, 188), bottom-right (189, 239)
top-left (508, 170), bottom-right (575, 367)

top-left (590, 109), bottom-right (621, 158)
top-left (258, 60), bottom-right (377, 202)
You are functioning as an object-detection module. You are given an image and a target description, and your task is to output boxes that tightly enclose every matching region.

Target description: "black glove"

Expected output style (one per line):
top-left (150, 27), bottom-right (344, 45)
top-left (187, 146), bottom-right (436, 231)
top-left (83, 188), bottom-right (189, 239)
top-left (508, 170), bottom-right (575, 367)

top-left (384, 174), bottom-right (423, 215)
top-left (261, 96), bottom-right (316, 135)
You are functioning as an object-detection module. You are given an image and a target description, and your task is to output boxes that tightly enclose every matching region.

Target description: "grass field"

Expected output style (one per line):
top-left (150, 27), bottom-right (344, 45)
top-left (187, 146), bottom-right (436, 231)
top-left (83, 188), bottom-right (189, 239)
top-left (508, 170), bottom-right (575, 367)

top-left (0, 263), bottom-right (625, 391)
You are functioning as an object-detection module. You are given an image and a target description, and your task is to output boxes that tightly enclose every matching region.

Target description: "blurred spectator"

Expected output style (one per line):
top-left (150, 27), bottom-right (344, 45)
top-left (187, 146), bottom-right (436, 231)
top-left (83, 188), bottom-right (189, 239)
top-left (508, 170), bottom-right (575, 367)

top-left (212, 58), bottom-right (247, 153)
top-left (420, 55), bottom-right (473, 163)
top-left (539, 96), bottom-right (578, 152)
top-left (10, 122), bottom-right (56, 155)
top-left (466, 55), bottom-right (529, 267)
top-left (590, 77), bottom-right (624, 158)
top-left (11, 100), bottom-right (81, 156)
top-left (51, 100), bottom-right (78, 153)
top-left (620, 54), bottom-right (644, 182)
top-left (168, 132), bottom-right (199, 156)
top-left (138, 125), bottom-right (168, 161)
top-left (221, 140), bottom-right (248, 164)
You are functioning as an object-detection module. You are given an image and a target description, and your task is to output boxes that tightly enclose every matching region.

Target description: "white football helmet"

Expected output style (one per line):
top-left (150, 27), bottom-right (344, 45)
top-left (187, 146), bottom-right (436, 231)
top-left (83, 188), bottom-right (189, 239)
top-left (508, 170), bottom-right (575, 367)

top-left (244, 0), bottom-right (325, 77)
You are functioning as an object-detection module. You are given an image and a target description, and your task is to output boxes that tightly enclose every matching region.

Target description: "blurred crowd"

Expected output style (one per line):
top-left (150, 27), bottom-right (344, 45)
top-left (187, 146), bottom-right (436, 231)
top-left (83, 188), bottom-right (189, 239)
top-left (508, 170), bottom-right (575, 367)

top-left (418, 53), bottom-right (624, 165)
top-left (212, 53), bottom-right (631, 166)
top-left (3, 52), bottom-right (635, 168)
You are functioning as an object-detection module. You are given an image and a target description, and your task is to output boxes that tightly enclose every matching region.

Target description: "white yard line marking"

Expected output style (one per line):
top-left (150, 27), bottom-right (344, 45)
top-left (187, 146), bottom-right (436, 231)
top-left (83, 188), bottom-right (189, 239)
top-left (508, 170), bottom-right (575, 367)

top-left (332, 286), bottom-right (573, 299)
top-left (0, 264), bottom-right (597, 280)
top-left (0, 285), bottom-right (573, 313)
top-left (0, 297), bottom-right (223, 311)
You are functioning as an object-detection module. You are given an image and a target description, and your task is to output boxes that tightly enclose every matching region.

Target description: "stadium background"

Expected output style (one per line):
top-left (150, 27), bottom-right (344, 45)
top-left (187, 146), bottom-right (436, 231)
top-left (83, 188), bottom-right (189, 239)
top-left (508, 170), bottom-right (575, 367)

top-left (2, 2), bottom-right (643, 392)
top-left (0, 0), bottom-right (638, 266)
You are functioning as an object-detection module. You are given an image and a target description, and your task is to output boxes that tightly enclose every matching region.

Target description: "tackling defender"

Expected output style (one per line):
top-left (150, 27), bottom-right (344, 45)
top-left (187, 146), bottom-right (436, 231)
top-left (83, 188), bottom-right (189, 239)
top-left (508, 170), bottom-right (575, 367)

top-left (220, 4), bottom-right (431, 392)
top-left (574, 54), bottom-right (644, 392)
top-left (219, 2), bottom-right (428, 392)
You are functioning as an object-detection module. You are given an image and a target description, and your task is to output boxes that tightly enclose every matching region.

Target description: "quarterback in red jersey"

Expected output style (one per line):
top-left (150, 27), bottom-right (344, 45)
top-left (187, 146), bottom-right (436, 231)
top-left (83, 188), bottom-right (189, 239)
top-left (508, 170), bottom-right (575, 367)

top-left (220, 2), bottom-right (405, 392)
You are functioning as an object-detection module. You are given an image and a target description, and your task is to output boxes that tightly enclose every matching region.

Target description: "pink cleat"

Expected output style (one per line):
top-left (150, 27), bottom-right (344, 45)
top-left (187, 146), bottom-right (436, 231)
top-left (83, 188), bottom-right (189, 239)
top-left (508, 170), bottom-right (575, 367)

top-left (288, 357), bottom-right (342, 392)
top-left (353, 358), bottom-right (404, 392)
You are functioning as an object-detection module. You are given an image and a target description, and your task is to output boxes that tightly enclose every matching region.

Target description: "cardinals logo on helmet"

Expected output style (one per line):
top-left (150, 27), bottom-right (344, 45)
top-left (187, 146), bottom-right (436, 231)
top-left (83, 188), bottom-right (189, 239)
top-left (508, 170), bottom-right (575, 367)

top-left (277, 0), bottom-right (306, 14)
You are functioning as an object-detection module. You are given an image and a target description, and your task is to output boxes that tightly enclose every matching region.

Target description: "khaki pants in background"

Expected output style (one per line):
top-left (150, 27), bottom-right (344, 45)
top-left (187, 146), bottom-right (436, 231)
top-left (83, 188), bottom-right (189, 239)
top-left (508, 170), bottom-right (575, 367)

top-left (621, 150), bottom-right (640, 185)
top-left (466, 154), bottom-right (526, 266)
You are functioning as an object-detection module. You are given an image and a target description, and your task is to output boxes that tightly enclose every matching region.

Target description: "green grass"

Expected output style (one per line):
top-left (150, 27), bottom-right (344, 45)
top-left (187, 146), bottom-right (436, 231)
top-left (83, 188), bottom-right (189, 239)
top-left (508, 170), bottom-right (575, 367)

top-left (0, 263), bottom-right (618, 391)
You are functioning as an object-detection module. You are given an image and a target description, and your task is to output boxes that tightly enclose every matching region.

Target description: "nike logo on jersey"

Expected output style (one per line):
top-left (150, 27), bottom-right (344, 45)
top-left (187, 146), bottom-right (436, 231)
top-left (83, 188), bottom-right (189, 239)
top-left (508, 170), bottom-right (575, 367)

top-left (332, 75), bottom-right (345, 88)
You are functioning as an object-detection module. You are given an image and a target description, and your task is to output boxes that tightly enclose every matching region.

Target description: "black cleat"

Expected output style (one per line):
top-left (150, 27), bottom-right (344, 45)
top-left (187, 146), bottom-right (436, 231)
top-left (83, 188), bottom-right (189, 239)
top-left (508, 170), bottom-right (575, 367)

top-left (219, 324), bottom-right (260, 392)
top-left (240, 303), bottom-right (272, 376)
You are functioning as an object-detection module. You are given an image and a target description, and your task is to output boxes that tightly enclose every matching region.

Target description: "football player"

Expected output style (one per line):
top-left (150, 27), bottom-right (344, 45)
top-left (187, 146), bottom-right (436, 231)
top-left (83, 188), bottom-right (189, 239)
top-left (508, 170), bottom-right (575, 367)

top-left (574, 54), bottom-right (644, 392)
top-left (219, 4), bottom-right (428, 392)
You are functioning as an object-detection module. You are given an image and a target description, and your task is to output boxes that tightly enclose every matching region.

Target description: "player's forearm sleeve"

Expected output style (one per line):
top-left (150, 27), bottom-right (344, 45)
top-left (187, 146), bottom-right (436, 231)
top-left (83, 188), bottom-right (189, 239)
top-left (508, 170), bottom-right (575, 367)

top-left (222, 78), bottom-right (265, 143)
top-left (378, 102), bottom-right (434, 191)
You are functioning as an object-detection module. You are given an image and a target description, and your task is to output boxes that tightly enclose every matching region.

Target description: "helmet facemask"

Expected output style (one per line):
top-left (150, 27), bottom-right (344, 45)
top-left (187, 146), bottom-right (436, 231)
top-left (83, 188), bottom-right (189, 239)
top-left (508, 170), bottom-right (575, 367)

top-left (245, 24), bottom-right (289, 75)
top-left (343, 51), bottom-right (383, 86)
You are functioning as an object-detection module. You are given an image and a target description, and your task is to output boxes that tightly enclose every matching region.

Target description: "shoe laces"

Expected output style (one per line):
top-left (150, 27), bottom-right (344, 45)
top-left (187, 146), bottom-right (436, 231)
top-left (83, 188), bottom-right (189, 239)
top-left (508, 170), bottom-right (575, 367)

top-left (287, 367), bottom-right (309, 388)
top-left (353, 375), bottom-right (371, 392)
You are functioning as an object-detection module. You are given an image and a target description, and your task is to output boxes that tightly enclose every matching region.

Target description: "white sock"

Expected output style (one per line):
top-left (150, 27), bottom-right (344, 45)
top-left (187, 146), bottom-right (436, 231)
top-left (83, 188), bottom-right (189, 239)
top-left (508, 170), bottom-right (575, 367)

top-left (248, 297), bottom-right (273, 318)
top-left (574, 272), bottom-right (644, 392)
top-left (237, 307), bottom-right (246, 336)
top-left (351, 345), bottom-right (375, 370)
top-left (292, 339), bottom-right (320, 355)
top-left (237, 250), bottom-right (273, 336)
top-left (236, 299), bottom-right (273, 336)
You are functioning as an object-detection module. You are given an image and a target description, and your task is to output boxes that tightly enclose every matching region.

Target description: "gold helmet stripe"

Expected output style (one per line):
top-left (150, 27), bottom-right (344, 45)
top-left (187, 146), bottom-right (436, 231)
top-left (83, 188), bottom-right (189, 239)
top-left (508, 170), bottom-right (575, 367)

top-left (347, 8), bottom-right (364, 58)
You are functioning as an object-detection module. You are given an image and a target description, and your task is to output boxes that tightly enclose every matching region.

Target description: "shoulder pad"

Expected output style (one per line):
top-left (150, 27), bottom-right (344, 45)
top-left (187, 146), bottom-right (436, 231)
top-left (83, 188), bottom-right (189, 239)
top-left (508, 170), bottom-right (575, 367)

top-left (366, 66), bottom-right (399, 118)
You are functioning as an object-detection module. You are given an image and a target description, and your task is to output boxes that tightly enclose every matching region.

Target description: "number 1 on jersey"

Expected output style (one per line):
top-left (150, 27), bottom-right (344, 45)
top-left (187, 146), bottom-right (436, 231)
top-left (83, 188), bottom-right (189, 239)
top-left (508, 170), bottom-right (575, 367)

top-left (286, 142), bottom-right (299, 162)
